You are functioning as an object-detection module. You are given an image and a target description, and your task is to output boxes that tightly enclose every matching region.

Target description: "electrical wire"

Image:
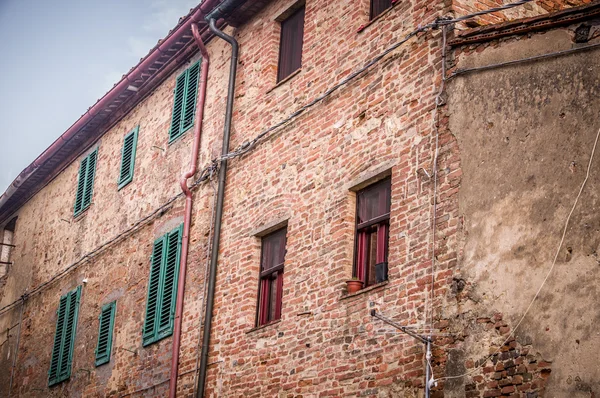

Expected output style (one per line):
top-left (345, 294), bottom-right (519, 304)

top-left (0, 0), bottom-right (537, 362)
top-left (438, 125), bottom-right (600, 382)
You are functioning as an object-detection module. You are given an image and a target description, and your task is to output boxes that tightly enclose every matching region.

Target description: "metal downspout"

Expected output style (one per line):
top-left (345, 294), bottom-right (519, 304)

top-left (196, 17), bottom-right (238, 398)
top-left (169, 22), bottom-right (210, 398)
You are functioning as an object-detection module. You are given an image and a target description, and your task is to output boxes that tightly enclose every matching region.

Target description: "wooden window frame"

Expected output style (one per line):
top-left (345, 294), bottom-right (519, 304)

top-left (48, 286), bottom-right (82, 386)
top-left (277, 5), bottom-right (305, 83)
top-left (354, 177), bottom-right (391, 288)
top-left (142, 225), bottom-right (183, 346)
top-left (73, 148), bottom-right (98, 217)
top-left (256, 227), bottom-right (287, 326)
top-left (169, 61), bottom-right (201, 143)
top-left (95, 301), bottom-right (116, 366)
top-left (117, 126), bottom-right (139, 190)
top-left (370, 0), bottom-right (393, 20)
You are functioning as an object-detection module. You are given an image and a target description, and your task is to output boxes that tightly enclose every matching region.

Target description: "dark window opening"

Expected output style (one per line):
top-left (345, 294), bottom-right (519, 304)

top-left (354, 178), bottom-right (391, 287)
top-left (370, 0), bottom-right (392, 20)
top-left (257, 227), bottom-right (287, 326)
top-left (277, 6), bottom-right (305, 82)
top-left (1, 216), bottom-right (17, 269)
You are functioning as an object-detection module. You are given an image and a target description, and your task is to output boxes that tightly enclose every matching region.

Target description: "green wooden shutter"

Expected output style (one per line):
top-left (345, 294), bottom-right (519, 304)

top-left (82, 149), bottom-right (98, 209)
top-left (117, 127), bottom-right (139, 189)
top-left (48, 296), bottom-right (68, 385)
top-left (73, 157), bottom-right (89, 215)
top-left (95, 301), bottom-right (116, 366)
top-left (143, 237), bottom-right (165, 346)
top-left (142, 225), bottom-right (183, 345)
top-left (157, 225), bottom-right (182, 337)
top-left (73, 149), bottom-right (98, 216)
top-left (181, 61), bottom-right (200, 133)
top-left (169, 72), bottom-right (187, 142)
top-left (48, 286), bottom-right (81, 386)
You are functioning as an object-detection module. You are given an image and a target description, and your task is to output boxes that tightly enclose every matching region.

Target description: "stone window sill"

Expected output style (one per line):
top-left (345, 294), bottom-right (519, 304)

top-left (340, 280), bottom-right (389, 300)
top-left (266, 68), bottom-right (302, 94)
top-left (357, 1), bottom-right (400, 33)
top-left (246, 319), bottom-right (281, 334)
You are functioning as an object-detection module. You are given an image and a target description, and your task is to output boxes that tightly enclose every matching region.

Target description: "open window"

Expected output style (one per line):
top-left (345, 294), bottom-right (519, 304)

top-left (257, 227), bottom-right (287, 326)
top-left (0, 217), bottom-right (17, 275)
top-left (354, 178), bottom-right (391, 287)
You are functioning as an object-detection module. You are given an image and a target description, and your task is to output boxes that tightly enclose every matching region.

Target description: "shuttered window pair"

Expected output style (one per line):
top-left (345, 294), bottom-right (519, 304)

top-left (95, 301), bottom-right (116, 366)
top-left (48, 286), bottom-right (82, 386)
top-left (73, 149), bottom-right (98, 216)
top-left (117, 126), bottom-right (139, 189)
top-left (143, 225), bottom-right (183, 346)
top-left (169, 61), bottom-right (201, 142)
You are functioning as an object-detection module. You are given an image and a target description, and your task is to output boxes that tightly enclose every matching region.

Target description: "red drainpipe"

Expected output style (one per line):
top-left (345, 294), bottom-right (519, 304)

top-left (169, 22), bottom-right (210, 398)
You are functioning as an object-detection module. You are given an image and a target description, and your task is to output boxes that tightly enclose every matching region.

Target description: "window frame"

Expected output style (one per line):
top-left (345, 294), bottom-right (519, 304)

top-left (276, 5), bottom-right (305, 83)
top-left (95, 301), bottom-right (117, 366)
top-left (370, 0), bottom-right (393, 20)
top-left (142, 225), bottom-right (183, 346)
top-left (256, 227), bottom-right (287, 327)
top-left (48, 286), bottom-right (82, 387)
top-left (168, 61), bottom-right (201, 143)
top-left (353, 177), bottom-right (391, 288)
top-left (117, 126), bottom-right (139, 190)
top-left (73, 148), bottom-right (98, 217)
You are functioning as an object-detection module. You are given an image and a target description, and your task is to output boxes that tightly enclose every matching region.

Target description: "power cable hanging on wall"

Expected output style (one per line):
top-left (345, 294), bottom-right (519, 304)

top-left (0, 0), bottom-right (534, 321)
top-left (436, 124), bottom-right (600, 382)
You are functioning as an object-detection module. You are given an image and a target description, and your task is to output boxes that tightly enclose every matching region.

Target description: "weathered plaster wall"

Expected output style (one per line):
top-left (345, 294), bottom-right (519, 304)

top-left (448, 23), bottom-right (600, 396)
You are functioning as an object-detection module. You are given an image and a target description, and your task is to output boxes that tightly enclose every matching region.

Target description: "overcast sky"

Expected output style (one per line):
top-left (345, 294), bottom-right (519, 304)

top-left (0, 0), bottom-right (199, 194)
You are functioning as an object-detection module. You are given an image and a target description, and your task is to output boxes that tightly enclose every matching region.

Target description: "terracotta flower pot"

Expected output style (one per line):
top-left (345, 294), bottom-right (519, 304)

top-left (346, 279), bottom-right (364, 294)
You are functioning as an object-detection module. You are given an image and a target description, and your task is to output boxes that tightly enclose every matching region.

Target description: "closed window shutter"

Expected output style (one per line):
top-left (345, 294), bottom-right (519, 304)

top-left (169, 72), bottom-right (187, 142)
top-left (73, 157), bottom-right (89, 215)
top-left (181, 61), bottom-right (200, 133)
top-left (95, 301), bottom-right (116, 366)
top-left (142, 225), bottom-right (182, 346)
top-left (158, 226), bottom-right (182, 336)
top-left (82, 149), bottom-right (97, 209)
top-left (117, 127), bottom-right (139, 189)
top-left (277, 7), bottom-right (305, 82)
top-left (143, 238), bottom-right (165, 346)
top-left (48, 296), bottom-right (67, 385)
top-left (74, 149), bottom-right (98, 216)
top-left (48, 286), bottom-right (81, 386)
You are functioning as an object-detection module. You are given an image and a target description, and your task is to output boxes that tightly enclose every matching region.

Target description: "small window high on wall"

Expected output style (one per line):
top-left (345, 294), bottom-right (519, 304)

top-left (0, 217), bottom-right (17, 273)
top-left (277, 5), bottom-right (305, 82)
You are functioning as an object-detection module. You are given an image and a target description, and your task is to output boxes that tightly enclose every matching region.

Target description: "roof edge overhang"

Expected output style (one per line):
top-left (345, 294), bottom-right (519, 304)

top-left (0, 0), bottom-right (230, 224)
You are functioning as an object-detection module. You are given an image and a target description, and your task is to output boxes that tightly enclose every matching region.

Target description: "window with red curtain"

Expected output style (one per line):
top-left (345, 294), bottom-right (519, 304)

top-left (277, 6), bottom-right (305, 82)
top-left (354, 178), bottom-right (391, 287)
top-left (257, 227), bottom-right (287, 326)
top-left (370, 0), bottom-right (392, 20)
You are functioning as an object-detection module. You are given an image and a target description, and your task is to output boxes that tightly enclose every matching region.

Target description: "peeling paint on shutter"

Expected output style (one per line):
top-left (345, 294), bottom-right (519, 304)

top-left (95, 301), bottom-right (116, 366)
top-left (117, 127), bottom-right (139, 189)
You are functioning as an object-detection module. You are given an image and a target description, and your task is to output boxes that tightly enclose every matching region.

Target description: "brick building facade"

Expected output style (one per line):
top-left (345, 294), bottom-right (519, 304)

top-left (1, 0), bottom-right (599, 397)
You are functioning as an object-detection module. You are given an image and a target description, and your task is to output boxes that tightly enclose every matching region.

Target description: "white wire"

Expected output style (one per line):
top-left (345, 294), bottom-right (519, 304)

top-left (438, 125), bottom-right (600, 381)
